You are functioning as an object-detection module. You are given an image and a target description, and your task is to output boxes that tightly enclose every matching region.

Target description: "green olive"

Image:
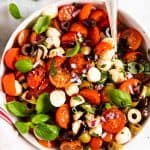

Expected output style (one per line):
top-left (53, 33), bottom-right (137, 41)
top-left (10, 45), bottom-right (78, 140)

top-left (81, 46), bottom-right (91, 55)
top-left (78, 131), bottom-right (91, 143)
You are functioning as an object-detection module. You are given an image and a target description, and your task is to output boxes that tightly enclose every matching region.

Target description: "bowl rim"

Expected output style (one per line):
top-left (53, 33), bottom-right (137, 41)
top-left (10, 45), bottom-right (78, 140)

top-left (0, 0), bottom-right (150, 149)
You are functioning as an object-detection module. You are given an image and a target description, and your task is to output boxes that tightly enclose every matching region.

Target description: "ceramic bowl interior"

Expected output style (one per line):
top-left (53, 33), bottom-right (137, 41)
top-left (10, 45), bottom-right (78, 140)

top-left (0, 0), bottom-right (150, 149)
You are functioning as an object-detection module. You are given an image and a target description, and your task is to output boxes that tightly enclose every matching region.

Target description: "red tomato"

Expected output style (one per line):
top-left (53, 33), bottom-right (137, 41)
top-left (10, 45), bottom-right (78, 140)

top-left (89, 137), bottom-right (103, 150)
top-left (60, 141), bottom-right (83, 150)
top-left (58, 5), bottom-right (75, 21)
top-left (90, 9), bottom-right (104, 22)
top-left (27, 66), bottom-right (46, 89)
top-left (101, 108), bottom-right (126, 133)
top-left (38, 140), bottom-right (55, 148)
top-left (55, 104), bottom-right (70, 129)
top-left (61, 32), bottom-right (77, 44)
top-left (121, 28), bottom-right (142, 50)
top-left (80, 89), bottom-right (101, 105)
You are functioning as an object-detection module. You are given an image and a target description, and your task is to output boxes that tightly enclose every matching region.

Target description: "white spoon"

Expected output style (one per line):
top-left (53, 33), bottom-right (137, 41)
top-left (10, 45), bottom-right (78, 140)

top-left (104, 0), bottom-right (118, 52)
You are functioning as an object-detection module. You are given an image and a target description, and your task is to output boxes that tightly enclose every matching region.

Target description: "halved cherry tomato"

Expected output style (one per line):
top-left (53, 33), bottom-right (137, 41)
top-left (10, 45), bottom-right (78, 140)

top-left (80, 89), bottom-right (101, 105)
top-left (121, 28), bottom-right (142, 50)
top-left (69, 53), bottom-right (87, 74)
top-left (89, 137), bottom-right (103, 150)
top-left (79, 3), bottom-right (94, 20)
top-left (101, 108), bottom-right (126, 133)
top-left (51, 18), bottom-right (62, 33)
top-left (89, 26), bottom-right (101, 45)
top-left (99, 16), bottom-right (109, 29)
top-left (102, 133), bottom-right (113, 142)
top-left (2, 73), bottom-right (16, 96)
top-left (70, 22), bottom-right (88, 37)
top-left (4, 48), bottom-right (20, 70)
top-left (38, 140), bottom-right (55, 148)
top-left (56, 104), bottom-right (70, 129)
top-left (123, 51), bottom-right (142, 63)
top-left (61, 31), bottom-right (77, 44)
top-left (119, 78), bottom-right (140, 94)
top-left (46, 56), bottom-right (66, 72)
top-left (30, 32), bottom-right (39, 44)
top-left (17, 29), bottom-right (30, 46)
top-left (27, 66), bottom-right (46, 89)
top-left (94, 41), bottom-right (113, 55)
top-left (58, 5), bottom-right (75, 21)
top-left (90, 10), bottom-right (104, 22)
top-left (49, 68), bottom-right (71, 88)
top-left (60, 140), bottom-right (83, 150)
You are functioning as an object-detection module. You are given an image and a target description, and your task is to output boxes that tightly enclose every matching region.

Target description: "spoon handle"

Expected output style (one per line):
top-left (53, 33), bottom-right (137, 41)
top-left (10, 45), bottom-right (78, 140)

top-left (105, 0), bottom-right (118, 52)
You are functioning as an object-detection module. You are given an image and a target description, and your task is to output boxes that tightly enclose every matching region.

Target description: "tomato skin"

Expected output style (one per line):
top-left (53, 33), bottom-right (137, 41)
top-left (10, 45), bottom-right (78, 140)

top-left (79, 3), bottom-right (94, 20)
top-left (119, 78), bottom-right (140, 94)
top-left (89, 26), bottom-right (101, 45)
top-left (121, 28), bottom-right (142, 50)
top-left (69, 54), bottom-right (87, 74)
top-left (27, 66), bottom-right (46, 89)
top-left (102, 133), bottom-right (113, 142)
top-left (89, 137), bottom-right (103, 150)
top-left (56, 104), bottom-right (70, 129)
top-left (38, 140), bottom-right (55, 148)
top-left (94, 41), bottom-right (113, 55)
top-left (90, 9), bottom-right (104, 22)
top-left (70, 22), bottom-right (88, 37)
top-left (4, 48), bottom-right (20, 70)
top-left (17, 29), bottom-right (30, 46)
top-left (80, 89), bottom-right (101, 105)
top-left (58, 5), bottom-right (75, 21)
top-left (101, 108), bottom-right (126, 134)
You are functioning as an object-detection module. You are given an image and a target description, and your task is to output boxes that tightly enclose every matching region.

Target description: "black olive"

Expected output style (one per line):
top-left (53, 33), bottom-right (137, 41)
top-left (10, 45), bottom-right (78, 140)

top-left (60, 21), bottom-right (71, 32)
top-left (21, 44), bottom-right (35, 56)
top-left (82, 19), bottom-right (96, 28)
top-left (58, 130), bottom-right (75, 141)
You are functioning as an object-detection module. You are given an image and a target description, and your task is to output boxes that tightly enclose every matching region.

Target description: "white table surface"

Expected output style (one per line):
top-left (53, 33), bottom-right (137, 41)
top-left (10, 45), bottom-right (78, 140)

top-left (0, 0), bottom-right (150, 150)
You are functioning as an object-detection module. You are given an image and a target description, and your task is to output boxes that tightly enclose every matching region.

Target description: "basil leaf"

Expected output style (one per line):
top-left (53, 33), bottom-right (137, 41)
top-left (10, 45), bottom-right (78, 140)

top-left (34, 123), bottom-right (60, 140)
top-left (109, 89), bottom-right (132, 108)
top-left (50, 58), bottom-right (57, 76)
top-left (31, 114), bottom-right (49, 124)
top-left (33, 15), bottom-right (51, 34)
top-left (15, 121), bottom-right (31, 134)
top-left (105, 103), bottom-right (112, 110)
top-left (8, 3), bottom-right (22, 19)
top-left (36, 93), bottom-right (51, 113)
top-left (5, 101), bottom-right (29, 117)
top-left (66, 41), bottom-right (80, 57)
top-left (15, 59), bottom-right (33, 73)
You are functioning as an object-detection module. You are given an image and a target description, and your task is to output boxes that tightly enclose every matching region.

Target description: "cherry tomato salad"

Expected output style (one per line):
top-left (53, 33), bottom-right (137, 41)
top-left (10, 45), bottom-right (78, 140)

top-left (2, 3), bottom-right (150, 150)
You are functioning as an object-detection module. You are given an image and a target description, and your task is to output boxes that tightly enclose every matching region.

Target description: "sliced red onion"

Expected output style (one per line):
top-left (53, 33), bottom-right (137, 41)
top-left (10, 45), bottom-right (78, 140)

top-left (72, 9), bottom-right (81, 18)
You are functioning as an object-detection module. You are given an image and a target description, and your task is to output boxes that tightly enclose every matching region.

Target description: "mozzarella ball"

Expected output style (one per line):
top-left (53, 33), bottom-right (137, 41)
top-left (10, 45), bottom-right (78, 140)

top-left (45, 36), bottom-right (60, 49)
top-left (87, 67), bottom-right (101, 82)
top-left (115, 127), bottom-right (132, 144)
top-left (70, 95), bottom-right (85, 107)
top-left (127, 108), bottom-right (142, 124)
top-left (42, 6), bottom-right (58, 18)
top-left (89, 124), bottom-right (102, 136)
top-left (65, 83), bottom-right (79, 96)
top-left (101, 49), bottom-right (115, 60)
top-left (46, 27), bottom-right (61, 37)
top-left (15, 80), bottom-right (22, 96)
top-left (50, 90), bottom-right (66, 107)
top-left (109, 69), bottom-right (126, 83)
top-left (49, 47), bottom-right (65, 58)
top-left (97, 59), bottom-right (112, 71)
top-left (113, 59), bottom-right (124, 70)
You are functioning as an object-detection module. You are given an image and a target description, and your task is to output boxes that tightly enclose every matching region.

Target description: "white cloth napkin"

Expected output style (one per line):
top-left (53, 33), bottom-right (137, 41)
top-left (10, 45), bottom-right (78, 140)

top-left (0, 0), bottom-right (150, 150)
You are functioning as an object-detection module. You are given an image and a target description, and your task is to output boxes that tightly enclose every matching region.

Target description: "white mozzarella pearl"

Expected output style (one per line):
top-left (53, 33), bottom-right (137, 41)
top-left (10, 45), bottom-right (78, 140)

top-left (46, 27), bottom-right (61, 37)
top-left (15, 80), bottom-right (22, 96)
top-left (65, 83), bottom-right (79, 96)
top-left (72, 120), bottom-right (82, 135)
top-left (115, 127), bottom-right (132, 144)
top-left (87, 67), bottom-right (101, 82)
top-left (50, 90), bottom-right (66, 107)
top-left (70, 95), bottom-right (85, 107)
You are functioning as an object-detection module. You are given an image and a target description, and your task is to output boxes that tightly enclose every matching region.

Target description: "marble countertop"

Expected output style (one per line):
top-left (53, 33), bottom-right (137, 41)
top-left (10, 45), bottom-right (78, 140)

top-left (0, 0), bottom-right (150, 150)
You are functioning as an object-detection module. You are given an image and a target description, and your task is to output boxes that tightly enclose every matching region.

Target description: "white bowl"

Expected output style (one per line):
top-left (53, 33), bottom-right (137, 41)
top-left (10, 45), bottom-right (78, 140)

top-left (0, 0), bottom-right (150, 149)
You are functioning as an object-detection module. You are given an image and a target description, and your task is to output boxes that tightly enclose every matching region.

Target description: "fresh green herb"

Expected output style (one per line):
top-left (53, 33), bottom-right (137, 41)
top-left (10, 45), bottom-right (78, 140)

top-left (15, 121), bottom-right (32, 134)
top-left (36, 93), bottom-right (51, 113)
top-left (74, 96), bottom-right (82, 101)
top-left (144, 62), bottom-right (150, 75)
top-left (31, 114), bottom-right (50, 124)
top-left (66, 41), bottom-right (80, 57)
top-left (15, 59), bottom-right (33, 73)
top-left (90, 133), bottom-right (99, 137)
top-left (98, 71), bottom-right (108, 84)
top-left (109, 89), bottom-right (132, 108)
top-left (128, 62), bottom-right (144, 74)
top-left (5, 101), bottom-right (29, 117)
top-left (105, 103), bottom-right (112, 109)
top-left (34, 123), bottom-right (60, 140)
top-left (33, 15), bottom-right (51, 34)
top-left (81, 103), bottom-right (96, 114)
top-left (101, 64), bottom-right (107, 68)
top-left (8, 3), bottom-right (22, 19)
top-left (50, 58), bottom-right (57, 76)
